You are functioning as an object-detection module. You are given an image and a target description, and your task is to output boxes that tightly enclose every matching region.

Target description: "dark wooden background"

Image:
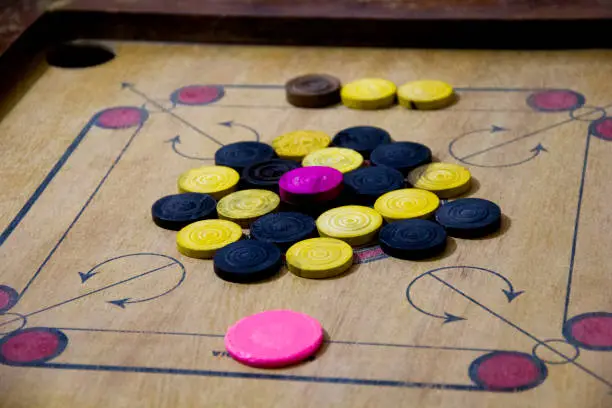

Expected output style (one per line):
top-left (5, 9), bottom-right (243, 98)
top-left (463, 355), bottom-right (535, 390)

top-left (3, 0), bottom-right (612, 57)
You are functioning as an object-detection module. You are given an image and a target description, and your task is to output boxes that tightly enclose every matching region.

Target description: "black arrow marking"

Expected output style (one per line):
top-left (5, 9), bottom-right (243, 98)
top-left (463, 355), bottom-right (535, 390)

top-left (165, 135), bottom-right (214, 161)
top-left (218, 120), bottom-right (260, 142)
top-left (449, 125), bottom-right (547, 168)
top-left (406, 266), bottom-right (525, 323)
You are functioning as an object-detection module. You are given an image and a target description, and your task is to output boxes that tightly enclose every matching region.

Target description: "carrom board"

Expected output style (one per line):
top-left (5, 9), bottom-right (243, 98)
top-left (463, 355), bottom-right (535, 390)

top-left (1, 31), bottom-right (612, 408)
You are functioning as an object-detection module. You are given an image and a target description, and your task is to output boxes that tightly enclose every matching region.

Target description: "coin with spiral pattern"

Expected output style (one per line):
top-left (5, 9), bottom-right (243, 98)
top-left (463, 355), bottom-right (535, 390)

top-left (408, 162), bottom-right (471, 198)
top-left (176, 219), bottom-right (242, 259)
top-left (285, 74), bottom-right (342, 108)
top-left (379, 219), bottom-right (447, 260)
top-left (316, 205), bottom-right (382, 246)
top-left (435, 198), bottom-right (501, 238)
top-left (178, 165), bottom-right (239, 200)
top-left (302, 147), bottom-right (364, 173)
top-left (251, 212), bottom-right (317, 251)
top-left (374, 188), bottom-right (440, 222)
top-left (271, 130), bottom-right (331, 161)
top-left (214, 240), bottom-right (282, 283)
top-left (286, 237), bottom-right (353, 279)
top-left (217, 189), bottom-right (280, 227)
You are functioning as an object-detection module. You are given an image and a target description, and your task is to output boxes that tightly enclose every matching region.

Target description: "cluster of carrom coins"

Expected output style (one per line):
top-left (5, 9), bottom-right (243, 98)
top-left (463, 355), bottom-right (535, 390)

top-left (150, 75), bottom-right (502, 369)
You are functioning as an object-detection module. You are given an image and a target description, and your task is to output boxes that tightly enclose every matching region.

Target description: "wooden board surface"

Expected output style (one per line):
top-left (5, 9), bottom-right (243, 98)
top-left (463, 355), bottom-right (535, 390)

top-left (1, 42), bottom-right (612, 407)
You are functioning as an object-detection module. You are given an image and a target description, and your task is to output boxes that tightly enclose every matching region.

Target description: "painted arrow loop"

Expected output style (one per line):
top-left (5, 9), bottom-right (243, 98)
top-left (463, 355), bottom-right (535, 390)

top-left (448, 125), bottom-right (506, 167)
top-left (406, 274), bottom-right (466, 323)
top-left (218, 120), bottom-right (260, 142)
top-left (449, 125), bottom-right (547, 168)
top-left (78, 253), bottom-right (183, 283)
top-left (460, 143), bottom-right (547, 168)
top-left (106, 262), bottom-right (186, 309)
top-left (448, 125), bottom-right (508, 156)
top-left (164, 135), bottom-right (215, 161)
top-left (78, 253), bottom-right (186, 308)
top-left (406, 266), bottom-right (524, 323)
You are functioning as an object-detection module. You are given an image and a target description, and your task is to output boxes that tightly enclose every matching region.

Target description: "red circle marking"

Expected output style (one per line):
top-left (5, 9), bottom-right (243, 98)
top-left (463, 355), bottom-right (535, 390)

top-left (0, 329), bottom-right (64, 364)
top-left (96, 107), bottom-right (146, 129)
top-left (568, 315), bottom-right (612, 349)
top-left (594, 118), bottom-right (612, 140)
top-left (0, 285), bottom-right (17, 312)
top-left (472, 352), bottom-right (543, 391)
top-left (0, 290), bottom-right (9, 310)
top-left (528, 90), bottom-right (582, 112)
top-left (175, 85), bottom-right (223, 105)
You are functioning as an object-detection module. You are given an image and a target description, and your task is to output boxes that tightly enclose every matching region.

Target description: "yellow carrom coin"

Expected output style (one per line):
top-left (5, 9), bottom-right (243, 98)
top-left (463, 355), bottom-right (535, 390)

top-left (341, 78), bottom-right (397, 110)
top-left (302, 147), bottom-right (364, 174)
top-left (286, 237), bottom-right (353, 279)
top-left (397, 80), bottom-right (455, 110)
top-left (177, 165), bottom-right (240, 200)
top-left (316, 205), bottom-right (382, 246)
top-left (374, 188), bottom-right (440, 222)
top-left (217, 189), bottom-right (280, 227)
top-left (271, 130), bottom-right (331, 161)
top-left (176, 219), bottom-right (242, 259)
top-left (407, 162), bottom-right (471, 198)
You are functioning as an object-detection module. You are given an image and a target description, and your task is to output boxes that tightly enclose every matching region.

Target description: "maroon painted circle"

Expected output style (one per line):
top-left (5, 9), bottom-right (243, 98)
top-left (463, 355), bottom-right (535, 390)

top-left (567, 314), bottom-right (612, 350)
top-left (592, 118), bottom-right (612, 140)
top-left (95, 107), bottom-right (148, 129)
top-left (173, 85), bottom-right (223, 106)
top-left (470, 352), bottom-right (545, 391)
top-left (0, 328), bottom-right (66, 365)
top-left (527, 90), bottom-right (584, 112)
top-left (0, 290), bottom-right (10, 310)
top-left (0, 285), bottom-right (18, 312)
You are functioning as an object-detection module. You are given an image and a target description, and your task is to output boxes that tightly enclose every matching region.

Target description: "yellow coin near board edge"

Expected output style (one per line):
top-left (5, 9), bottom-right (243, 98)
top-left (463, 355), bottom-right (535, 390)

top-left (302, 147), bottom-right (364, 174)
top-left (407, 162), bottom-right (471, 198)
top-left (271, 130), bottom-right (331, 161)
top-left (217, 189), bottom-right (280, 228)
top-left (286, 237), bottom-right (354, 279)
top-left (397, 80), bottom-right (455, 110)
top-left (177, 165), bottom-right (240, 200)
top-left (341, 78), bottom-right (397, 110)
top-left (316, 205), bottom-right (383, 247)
top-left (177, 219), bottom-right (242, 259)
top-left (374, 188), bottom-right (440, 223)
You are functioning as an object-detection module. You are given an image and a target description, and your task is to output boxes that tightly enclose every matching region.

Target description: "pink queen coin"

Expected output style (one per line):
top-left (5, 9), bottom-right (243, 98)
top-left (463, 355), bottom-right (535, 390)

top-left (224, 310), bottom-right (324, 368)
top-left (279, 166), bottom-right (343, 204)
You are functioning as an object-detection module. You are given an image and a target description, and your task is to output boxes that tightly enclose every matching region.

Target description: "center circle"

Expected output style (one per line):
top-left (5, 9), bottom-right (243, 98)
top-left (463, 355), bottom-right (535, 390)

top-left (532, 339), bottom-right (580, 364)
top-left (570, 106), bottom-right (606, 122)
top-left (0, 313), bottom-right (27, 335)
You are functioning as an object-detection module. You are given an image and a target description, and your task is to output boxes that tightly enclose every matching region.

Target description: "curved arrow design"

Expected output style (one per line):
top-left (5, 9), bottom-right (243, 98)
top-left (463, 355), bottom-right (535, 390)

top-left (449, 101), bottom-right (612, 164)
top-left (0, 256), bottom-right (187, 330)
top-left (78, 253), bottom-right (184, 283)
top-left (449, 126), bottom-right (547, 168)
top-left (164, 135), bottom-right (215, 161)
top-left (449, 125), bottom-right (508, 154)
top-left (406, 276), bottom-right (465, 324)
top-left (218, 120), bottom-right (260, 142)
top-left (107, 265), bottom-right (185, 309)
top-left (166, 120), bottom-right (261, 161)
top-left (406, 266), bottom-right (524, 323)
top-left (76, 252), bottom-right (186, 309)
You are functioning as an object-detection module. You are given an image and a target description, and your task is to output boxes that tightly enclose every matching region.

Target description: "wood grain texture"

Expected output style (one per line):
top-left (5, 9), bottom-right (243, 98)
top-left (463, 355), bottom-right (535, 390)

top-left (50, 0), bottom-right (612, 20)
top-left (0, 0), bottom-right (49, 55)
top-left (4, 0), bottom-right (612, 61)
top-left (1, 42), bottom-right (612, 408)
